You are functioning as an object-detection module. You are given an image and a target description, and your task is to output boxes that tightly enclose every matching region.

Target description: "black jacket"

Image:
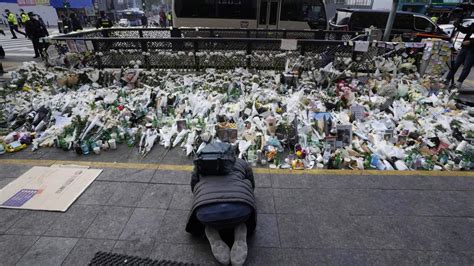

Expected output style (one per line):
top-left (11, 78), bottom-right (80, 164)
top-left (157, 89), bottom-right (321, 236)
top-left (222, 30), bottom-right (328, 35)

top-left (185, 158), bottom-right (257, 235)
top-left (70, 17), bottom-right (83, 31)
top-left (25, 19), bottom-right (48, 39)
top-left (456, 22), bottom-right (474, 50)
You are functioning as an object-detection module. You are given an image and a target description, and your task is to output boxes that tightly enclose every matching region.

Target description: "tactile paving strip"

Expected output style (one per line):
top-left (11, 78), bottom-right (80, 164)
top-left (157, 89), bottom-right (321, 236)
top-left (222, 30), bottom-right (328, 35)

top-left (89, 251), bottom-right (198, 266)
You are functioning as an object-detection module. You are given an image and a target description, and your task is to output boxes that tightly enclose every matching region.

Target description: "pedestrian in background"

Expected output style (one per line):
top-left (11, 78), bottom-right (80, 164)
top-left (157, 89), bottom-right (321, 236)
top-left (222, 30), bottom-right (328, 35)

top-left (16, 14), bottom-right (23, 28)
top-left (446, 19), bottom-right (474, 89)
top-left (141, 13), bottom-right (148, 28)
top-left (4, 9), bottom-right (27, 39)
top-left (70, 13), bottom-right (83, 31)
top-left (25, 12), bottom-right (48, 58)
top-left (159, 10), bottom-right (166, 28)
top-left (20, 9), bottom-right (29, 25)
top-left (96, 11), bottom-right (113, 29)
top-left (167, 11), bottom-right (172, 27)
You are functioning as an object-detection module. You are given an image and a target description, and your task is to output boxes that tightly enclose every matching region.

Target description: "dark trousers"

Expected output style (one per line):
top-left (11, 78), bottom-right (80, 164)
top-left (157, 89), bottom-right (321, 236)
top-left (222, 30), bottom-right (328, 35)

top-left (9, 25), bottom-right (26, 38)
top-left (31, 38), bottom-right (42, 57)
top-left (447, 47), bottom-right (474, 84)
top-left (196, 202), bottom-right (252, 231)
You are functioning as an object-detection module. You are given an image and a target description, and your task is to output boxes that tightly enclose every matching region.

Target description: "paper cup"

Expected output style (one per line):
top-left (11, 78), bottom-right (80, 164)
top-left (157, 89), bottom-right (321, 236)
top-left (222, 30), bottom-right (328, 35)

top-left (108, 139), bottom-right (117, 150)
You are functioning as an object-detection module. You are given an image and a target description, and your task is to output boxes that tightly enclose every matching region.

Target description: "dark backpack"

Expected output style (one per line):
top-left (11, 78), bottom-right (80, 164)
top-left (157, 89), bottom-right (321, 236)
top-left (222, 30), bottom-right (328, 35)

top-left (194, 142), bottom-right (236, 176)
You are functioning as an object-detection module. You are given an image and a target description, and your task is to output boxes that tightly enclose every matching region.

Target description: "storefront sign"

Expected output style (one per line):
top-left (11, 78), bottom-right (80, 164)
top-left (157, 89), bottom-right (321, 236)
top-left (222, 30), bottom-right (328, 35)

top-left (17, 0), bottom-right (36, 6)
top-left (36, 0), bottom-right (51, 5)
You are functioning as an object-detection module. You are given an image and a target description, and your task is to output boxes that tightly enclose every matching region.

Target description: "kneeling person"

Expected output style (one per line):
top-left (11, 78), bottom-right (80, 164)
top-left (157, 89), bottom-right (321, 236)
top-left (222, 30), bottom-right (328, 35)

top-left (186, 142), bottom-right (257, 265)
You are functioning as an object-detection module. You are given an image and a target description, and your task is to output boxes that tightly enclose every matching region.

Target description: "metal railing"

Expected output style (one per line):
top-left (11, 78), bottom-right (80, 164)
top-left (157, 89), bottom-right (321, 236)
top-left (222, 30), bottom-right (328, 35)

top-left (45, 33), bottom-right (425, 72)
top-left (54, 27), bottom-right (363, 41)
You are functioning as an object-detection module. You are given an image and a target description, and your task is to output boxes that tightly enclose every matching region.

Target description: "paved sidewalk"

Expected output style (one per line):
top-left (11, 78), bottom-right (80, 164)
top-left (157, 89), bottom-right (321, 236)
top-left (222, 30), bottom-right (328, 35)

top-left (0, 149), bottom-right (473, 265)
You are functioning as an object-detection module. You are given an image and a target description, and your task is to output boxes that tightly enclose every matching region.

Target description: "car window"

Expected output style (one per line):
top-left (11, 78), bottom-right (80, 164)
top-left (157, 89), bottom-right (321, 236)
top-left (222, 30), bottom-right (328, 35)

top-left (350, 12), bottom-right (387, 29)
top-left (394, 14), bottom-right (413, 30)
top-left (414, 16), bottom-right (434, 32)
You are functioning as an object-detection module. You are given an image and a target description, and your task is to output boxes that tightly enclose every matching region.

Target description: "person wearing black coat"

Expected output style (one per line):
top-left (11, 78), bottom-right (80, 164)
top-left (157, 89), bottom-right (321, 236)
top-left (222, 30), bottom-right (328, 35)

top-left (69, 13), bottom-right (83, 31)
top-left (140, 14), bottom-right (148, 28)
top-left (24, 12), bottom-right (48, 58)
top-left (186, 143), bottom-right (257, 266)
top-left (446, 20), bottom-right (474, 89)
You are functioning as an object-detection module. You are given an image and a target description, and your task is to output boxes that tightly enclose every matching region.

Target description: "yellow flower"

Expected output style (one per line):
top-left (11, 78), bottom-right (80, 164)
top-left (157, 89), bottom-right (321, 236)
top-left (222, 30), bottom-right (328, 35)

top-left (296, 150), bottom-right (303, 158)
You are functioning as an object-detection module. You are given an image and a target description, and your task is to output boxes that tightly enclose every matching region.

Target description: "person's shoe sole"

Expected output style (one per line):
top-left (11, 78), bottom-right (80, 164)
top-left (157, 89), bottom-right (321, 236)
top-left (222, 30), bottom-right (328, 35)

top-left (231, 224), bottom-right (248, 266)
top-left (205, 226), bottom-right (230, 265)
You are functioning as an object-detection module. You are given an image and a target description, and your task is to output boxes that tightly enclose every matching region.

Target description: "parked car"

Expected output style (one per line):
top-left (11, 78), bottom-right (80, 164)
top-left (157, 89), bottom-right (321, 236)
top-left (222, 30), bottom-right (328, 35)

top-left (118, 18), bottom-right (130, 27)
top-left (439, 18), bottom-right (474, 50)
top-left (329, 9), bottom-right (450, 42)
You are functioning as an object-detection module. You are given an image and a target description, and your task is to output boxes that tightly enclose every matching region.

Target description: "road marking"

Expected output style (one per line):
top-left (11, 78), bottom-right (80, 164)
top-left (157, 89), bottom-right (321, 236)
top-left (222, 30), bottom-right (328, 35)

top-left (0, 159), bottom-right (473, 177)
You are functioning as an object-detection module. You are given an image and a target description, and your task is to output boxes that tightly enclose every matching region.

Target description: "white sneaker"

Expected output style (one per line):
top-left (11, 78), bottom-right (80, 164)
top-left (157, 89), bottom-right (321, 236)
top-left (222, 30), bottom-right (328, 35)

top-left (205, 226), bottom-right (230, 265)
top-left (230, 223), bottom-right (248, 266)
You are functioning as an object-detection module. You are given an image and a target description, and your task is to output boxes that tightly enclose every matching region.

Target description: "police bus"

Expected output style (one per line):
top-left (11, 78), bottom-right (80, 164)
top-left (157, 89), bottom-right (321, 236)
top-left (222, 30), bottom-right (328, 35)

top-left (172, 0), bottom-right (327, 30)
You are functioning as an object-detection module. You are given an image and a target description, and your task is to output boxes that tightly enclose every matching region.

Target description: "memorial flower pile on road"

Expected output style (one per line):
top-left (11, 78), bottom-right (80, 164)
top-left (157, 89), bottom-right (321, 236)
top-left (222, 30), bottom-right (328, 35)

top-left (0, 61), bottom-right (472, 171)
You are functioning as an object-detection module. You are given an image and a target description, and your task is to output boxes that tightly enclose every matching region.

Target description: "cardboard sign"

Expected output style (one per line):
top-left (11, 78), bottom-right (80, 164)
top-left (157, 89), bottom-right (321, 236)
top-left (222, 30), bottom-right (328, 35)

top-left (0, 166), bottom-right (102, 212)
top-left (280, 39), bottom-right (298, 51)
top-left (354, 41), bottom-right (370, 52)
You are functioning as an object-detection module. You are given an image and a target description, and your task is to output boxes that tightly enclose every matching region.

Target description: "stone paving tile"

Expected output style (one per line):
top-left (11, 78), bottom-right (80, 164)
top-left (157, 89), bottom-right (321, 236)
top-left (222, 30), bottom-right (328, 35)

top-left (254, 188), bottom-right (275, 214)
top-left (362, 175), bottom-right (474, 191)
top-left (85, 206), bottom-right (134, 240)
top-left (105, 182), bottom-right (149, 207)
top-left (282, 249), bottom-right (474, 265)
top-left (169, 185), bottom-right (193, 211)
top-left (0, 235), bottom-right (39, 266)
top-left (62, 238), bottom-right (116, 266)
top-left (248, 214), bottom-right (280, 248)
top-left (119, 208), bottom-right (166, 241)
top-left (0, 209), bottom-right (26, 233)
top-left (277, 213), bottom-right (323, 249)
top-left (16, 236), bottom-right (78, 266)
top-left (75, 181), bottom-right (117, 205)
top-left (315, 189), bottom-right (474, 217)
top-left (45, 205), bottom-right (102, 238)
top-left (312, 175), bottom-right (387, 189)
top-left (347, 216), bottom-right (406, 250)
top-left (273, 188), bottom-right (317, 214)
top-left (0, 177), bottom-right (15, 189)
top-left (150, 243), bottom-right (219, 265)
top-left (393, 216), bottom-right (474, 252)
top-left (151, 170), bottom-right (190, 185)
top-left (272, 174), bottom-right (314, 189)
top-left (7, 210), bottom-right (61, 236)
top-left (0, 164), bottom-right (32, 179)
top-left (137, 184), bottom-right (176, 209)
top-left (97, 168), bottom-right (155, 183)
top-left (113, 238), bottom-right (156, 258)
top-left (253, 173), bottom-right (272, 188)
top-left (155, 210), bottom-right (206, 245)
top-left (245, 247), bottom-right (284, 266)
